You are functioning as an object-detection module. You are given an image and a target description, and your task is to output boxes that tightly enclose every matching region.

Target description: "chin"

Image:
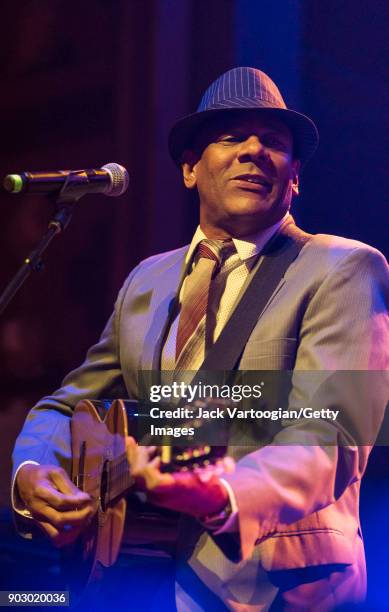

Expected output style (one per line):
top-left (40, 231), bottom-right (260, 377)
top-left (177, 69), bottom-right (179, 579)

top-left (226, 195), bottom-right (265, 210)
top-left (227, 204), bottom-right (287, 232)
top-left (227, 198), bottom-right (278, 218)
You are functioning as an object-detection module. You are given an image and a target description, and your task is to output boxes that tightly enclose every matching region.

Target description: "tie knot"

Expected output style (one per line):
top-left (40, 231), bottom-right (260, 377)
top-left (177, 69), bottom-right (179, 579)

top-left (197, 239), bottom-right (234, 268)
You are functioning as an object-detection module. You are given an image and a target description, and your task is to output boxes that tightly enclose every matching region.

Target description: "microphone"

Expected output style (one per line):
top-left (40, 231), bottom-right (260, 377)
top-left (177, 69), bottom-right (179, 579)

top-left (3, 163), bottom-right (129, 198)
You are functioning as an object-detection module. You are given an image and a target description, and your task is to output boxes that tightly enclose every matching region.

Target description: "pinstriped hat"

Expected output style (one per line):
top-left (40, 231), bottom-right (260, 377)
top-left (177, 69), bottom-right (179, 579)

top-left (169, 67), bottom-right (319, 166)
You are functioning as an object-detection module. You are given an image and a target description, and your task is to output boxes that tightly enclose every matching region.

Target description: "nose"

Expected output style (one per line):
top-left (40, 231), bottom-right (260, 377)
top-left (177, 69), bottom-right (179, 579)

top-left (237, 135), bottom-right (270, 163)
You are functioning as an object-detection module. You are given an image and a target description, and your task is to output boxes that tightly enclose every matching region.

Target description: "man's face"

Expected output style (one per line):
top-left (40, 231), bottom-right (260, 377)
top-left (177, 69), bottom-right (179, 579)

top-left (182, 111), bottom-right (300, 238)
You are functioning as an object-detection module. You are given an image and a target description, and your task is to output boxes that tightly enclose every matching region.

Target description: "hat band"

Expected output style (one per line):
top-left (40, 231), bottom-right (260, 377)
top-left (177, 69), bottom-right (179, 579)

top-left (199, 97), bottom-right (286, 111)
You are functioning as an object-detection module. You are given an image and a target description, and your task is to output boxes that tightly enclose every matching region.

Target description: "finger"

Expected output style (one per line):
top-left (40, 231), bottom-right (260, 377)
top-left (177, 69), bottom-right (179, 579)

top-left (35, 518), bottom-right (59, 538)
top-left (150, 455), bottom-right (161, 469)
top-left (137, 445), bottom-right (155, 463)
top-left (137, 461), bottom-right (176, 491)
top-left (220, 456), bottom-right (235, 473)
top-left (132, 456), bottom-right (161, 485)
top-left (32, 502), bottom-right (95, 529)
top-left (52, 525), bottom-right (84, 548)
top-left (128, 445), bottom-right (160, 476)
top-left (38, 520), bottom-right (84, 548)
top-left (33, 481), bottom-right (92, 512)
top-left (49, 468), bottom-right (91, 500)
top-left (35, 519), bottom-right (61, 540)
top-left (139, 456), bottom-right (164, 482)
top-left (125, 436), bottom-right (138, 465)
top-left (125, 436), bottom-right (136, 452)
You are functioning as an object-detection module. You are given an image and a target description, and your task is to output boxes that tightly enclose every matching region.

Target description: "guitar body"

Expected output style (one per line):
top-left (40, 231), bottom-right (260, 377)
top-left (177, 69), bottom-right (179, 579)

top-left (62, 397), bottom-right (226, 598)
top-left (63, 398), bottom-right (129, 596)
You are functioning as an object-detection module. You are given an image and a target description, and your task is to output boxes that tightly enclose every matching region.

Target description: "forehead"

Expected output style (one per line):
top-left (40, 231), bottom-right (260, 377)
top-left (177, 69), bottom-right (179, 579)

top-left (191, 110), bottom-right (293, 150)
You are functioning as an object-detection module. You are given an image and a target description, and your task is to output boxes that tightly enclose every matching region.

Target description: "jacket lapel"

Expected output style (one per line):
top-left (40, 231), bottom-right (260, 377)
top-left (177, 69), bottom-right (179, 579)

top-left (140, 248), bottom-right (189, 372)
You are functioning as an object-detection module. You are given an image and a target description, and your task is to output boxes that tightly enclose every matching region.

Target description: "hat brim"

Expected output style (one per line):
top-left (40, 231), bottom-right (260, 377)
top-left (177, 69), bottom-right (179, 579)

top-left (168, 106), bottom-right (319, 167)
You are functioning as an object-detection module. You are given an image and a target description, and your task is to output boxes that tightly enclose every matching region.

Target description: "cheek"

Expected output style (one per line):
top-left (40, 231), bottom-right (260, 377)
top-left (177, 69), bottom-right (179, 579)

top-left (279, 181), bottom-right (294, 206)
top-left (275, 164), bottom-right (295, 188)
top-left (271, 170), bottom-right (293, 201)
top-left (196, 165), bottom-right (223, 198)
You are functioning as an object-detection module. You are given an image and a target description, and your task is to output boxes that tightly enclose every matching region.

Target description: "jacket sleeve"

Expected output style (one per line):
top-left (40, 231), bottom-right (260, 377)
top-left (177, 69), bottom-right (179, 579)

top-left (11, 263), bottom-right (142, 481)
top-left (223, 245), bottom-right (389, 560)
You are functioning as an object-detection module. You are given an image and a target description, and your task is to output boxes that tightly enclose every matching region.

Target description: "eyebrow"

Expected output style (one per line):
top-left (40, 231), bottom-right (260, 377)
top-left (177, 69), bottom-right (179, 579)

top-left (219, 127), bottom-right (290, 138)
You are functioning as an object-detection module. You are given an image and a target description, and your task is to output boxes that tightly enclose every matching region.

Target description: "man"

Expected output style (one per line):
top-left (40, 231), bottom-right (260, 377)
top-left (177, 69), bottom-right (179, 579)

top-left (13, 67), bottom-right (389, 610)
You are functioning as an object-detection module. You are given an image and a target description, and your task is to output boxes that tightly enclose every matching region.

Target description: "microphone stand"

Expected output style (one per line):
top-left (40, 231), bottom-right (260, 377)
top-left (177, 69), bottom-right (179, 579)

top-left (0, 172), bottom-right (87, 316)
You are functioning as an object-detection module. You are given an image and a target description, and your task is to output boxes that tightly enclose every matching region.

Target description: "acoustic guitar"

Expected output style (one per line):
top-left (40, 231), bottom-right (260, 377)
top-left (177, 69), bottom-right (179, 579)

top-left (62, 398), bottom-right (226, 597)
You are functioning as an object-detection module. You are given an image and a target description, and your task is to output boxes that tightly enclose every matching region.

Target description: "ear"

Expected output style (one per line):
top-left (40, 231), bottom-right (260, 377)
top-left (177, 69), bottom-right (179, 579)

top-left (291, 160), bottom-right (300, 197)
top-left (181, 150), bottom-right (199, 190)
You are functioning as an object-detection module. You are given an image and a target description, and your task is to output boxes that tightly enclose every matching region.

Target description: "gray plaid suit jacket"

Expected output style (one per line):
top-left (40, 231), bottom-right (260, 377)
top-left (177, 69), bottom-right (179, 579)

top-left (13, 220), bottom-right (389, 609)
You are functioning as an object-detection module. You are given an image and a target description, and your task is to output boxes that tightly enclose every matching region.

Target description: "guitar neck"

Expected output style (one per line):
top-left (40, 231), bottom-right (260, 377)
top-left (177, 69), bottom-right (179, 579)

top-left (104, 446), bottom-right (173, 505)
top-left (104, 453), bottom-right (133, 506)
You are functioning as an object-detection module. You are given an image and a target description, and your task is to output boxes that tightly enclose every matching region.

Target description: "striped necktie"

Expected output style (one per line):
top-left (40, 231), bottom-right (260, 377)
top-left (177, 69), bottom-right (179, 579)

top-left (175, 238), bottom-right (234, 371)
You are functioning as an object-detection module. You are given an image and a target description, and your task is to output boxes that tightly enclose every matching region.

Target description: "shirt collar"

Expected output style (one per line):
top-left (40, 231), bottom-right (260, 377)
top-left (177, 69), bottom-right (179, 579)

top-left (185, 212), bottom-right (290, 265)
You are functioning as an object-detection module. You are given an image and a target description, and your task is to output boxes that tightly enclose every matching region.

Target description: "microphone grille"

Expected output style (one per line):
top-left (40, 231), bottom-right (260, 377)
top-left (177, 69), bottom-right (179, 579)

top-left (102, 163), bottom-right (129, 196)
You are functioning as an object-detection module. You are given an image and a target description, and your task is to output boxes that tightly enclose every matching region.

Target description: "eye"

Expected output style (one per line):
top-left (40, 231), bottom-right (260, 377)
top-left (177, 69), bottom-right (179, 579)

top-left (264, 134), bottom-right (289, 150)
top-left (217, 135), bottom-right (243, 144)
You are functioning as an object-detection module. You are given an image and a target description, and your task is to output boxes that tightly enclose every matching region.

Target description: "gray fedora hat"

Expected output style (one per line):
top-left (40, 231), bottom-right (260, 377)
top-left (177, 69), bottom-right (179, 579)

top-left (169, 67), bottom-right (319, 166)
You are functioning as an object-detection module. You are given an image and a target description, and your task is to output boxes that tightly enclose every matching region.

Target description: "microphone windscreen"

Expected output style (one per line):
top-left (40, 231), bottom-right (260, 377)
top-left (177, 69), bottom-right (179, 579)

top-left (102, 163), bottom-right (129, 196)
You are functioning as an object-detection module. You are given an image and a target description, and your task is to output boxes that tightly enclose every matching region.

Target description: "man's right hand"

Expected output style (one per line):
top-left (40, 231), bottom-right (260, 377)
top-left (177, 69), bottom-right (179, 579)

top-left (15, 464), bottom-right (95, 547)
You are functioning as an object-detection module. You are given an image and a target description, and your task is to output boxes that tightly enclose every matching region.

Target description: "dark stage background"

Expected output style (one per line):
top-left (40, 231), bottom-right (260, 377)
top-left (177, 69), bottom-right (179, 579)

top-left (0, 0), bottom-right (388, 607)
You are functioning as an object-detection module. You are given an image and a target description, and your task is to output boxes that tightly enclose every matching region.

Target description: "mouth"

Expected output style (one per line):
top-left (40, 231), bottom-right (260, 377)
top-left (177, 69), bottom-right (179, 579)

top-left (232, 174), bottom-right (273, 192)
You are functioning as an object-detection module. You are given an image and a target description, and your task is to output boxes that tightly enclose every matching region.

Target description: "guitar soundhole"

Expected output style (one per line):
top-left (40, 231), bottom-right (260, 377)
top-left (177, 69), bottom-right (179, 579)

top-left (100, 460), bottom-right (109, 512)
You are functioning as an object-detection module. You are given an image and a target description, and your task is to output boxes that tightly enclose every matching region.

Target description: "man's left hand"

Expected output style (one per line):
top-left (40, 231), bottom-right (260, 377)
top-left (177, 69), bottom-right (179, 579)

top-left (125, 437), bottom-right (234, 518)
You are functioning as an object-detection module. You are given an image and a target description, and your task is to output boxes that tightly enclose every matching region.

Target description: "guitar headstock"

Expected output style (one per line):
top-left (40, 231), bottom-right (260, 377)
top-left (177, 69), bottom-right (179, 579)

top-left (157, 397), bottom-right (230, 472)
top-left (160, 443), bottom-right (226, 472)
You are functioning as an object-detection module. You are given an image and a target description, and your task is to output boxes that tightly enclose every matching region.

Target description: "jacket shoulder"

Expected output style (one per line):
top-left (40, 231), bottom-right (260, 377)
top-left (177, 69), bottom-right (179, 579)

top-left (117, 245), bottom-right (188, 293)
top-left (302, 232), bottom-right (388, 269)
top-left (311, 232), bottom-right (384, 253)
top-left (137, 245), bottom-right (189, 270)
